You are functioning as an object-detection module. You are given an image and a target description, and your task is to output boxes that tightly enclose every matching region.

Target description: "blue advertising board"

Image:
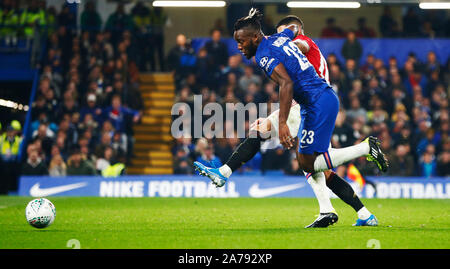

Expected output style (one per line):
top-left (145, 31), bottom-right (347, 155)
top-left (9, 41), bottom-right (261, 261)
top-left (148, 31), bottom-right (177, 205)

top-left (18, 175), bottom-right (450, 199)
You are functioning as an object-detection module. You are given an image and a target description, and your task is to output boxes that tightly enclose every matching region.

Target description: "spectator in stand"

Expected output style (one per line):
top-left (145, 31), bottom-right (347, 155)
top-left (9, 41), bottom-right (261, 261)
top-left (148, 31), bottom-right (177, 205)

top-left (105, 3), bottom-right (134, 46)
top-left (355, 17), bottom-right (376, 38)
top-left (48, 154), bottom-right (67, 177)
top-left (346, 97), bottom-right (368, 123)
top-left (238, 65), bottom-right (262, 92)
top-left (204, 29), bottom-right (229, 72)
top-left (67, 148), bottom-right (96, 175)
top-left (402, 7), bottom-right (423, 37)
top-left (149, 6), bottom-right (168, 71)
top-left (436, 150), bottom-right (450, 177)
top-left (332, 110), bottom-right (357, 148)
top-left (379, 6), bottom-right (400, 37)
top-left (80, 0), bottom-right (102, 34)
top-left (131, 1), bottom-right (152, 71)
top-left (341, 31), bottom-right (363, 64)
top-left (195, 143), bottom-right (222, 169)
top-left (96, 146), bottom-right (115, 174)
top-left (57, 3), bottom-right (77, 33)
top-left (0, 0), bottom-right (20, 47)
top-left (419, 151), bottom-right (437, 178)
top-left (22, 149), bottom-right (48, 176)
top-left (167, 34), bottom-right (197, 86)
top-left (320, 17), bottom-right (346, 38)
top-left (80, 93), bottom-right (103, 123)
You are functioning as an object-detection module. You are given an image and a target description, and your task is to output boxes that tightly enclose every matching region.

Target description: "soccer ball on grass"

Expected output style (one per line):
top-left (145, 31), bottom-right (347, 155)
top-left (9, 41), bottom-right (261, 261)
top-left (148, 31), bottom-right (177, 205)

top-left (25, 198), bottom-right (56, 228)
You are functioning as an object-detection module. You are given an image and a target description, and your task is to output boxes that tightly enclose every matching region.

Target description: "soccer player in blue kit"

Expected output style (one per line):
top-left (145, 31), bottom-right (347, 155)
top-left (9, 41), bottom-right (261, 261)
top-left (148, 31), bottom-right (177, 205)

top-left (196, 9), bottom-right (388, 227)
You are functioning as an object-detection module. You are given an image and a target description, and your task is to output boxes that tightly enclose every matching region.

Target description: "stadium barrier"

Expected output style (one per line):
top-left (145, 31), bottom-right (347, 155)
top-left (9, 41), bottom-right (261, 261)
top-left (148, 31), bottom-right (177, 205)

top-left (18, 175), bottom-right (450, 199)
top-left (191, 37), bottom-right (450, 66)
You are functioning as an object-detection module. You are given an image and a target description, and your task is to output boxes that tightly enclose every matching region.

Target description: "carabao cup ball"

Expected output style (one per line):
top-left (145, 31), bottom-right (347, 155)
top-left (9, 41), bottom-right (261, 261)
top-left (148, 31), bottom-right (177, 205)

top-left (25, 198), bottom-right (56, 228)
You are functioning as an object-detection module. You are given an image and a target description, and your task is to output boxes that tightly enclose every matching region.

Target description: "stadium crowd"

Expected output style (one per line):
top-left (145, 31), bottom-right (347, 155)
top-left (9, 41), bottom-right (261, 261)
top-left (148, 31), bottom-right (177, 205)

top-left (0, 0), bottom-right (168, 180)
top-left (0, 0), bottom-right (448, 182)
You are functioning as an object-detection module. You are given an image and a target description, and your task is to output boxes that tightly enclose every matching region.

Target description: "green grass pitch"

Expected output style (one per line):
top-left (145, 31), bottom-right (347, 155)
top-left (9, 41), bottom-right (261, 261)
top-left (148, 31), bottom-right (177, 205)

top-left (0, 196), bottom-right (449, 249)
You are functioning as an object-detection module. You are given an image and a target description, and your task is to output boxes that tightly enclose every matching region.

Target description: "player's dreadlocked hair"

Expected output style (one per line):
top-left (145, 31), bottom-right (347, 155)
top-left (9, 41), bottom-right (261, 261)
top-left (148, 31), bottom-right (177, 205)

top-left (233, 8), bottom-right (263, 32)
top-left (276, 15), bottom-right (304, 32)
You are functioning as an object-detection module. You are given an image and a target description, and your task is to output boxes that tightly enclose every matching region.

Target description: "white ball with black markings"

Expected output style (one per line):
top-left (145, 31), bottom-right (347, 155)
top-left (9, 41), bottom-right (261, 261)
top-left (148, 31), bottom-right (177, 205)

top-left (25, 198), bottom-right (56, 228)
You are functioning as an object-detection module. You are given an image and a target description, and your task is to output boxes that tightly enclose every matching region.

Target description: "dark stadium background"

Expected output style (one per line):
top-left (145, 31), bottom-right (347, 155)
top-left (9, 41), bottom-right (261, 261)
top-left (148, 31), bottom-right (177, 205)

top-left (0, 0), bottom-right (449, 196)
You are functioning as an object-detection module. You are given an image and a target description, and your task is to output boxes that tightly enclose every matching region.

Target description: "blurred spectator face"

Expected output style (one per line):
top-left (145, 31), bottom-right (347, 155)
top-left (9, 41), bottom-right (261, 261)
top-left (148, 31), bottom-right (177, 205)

top-left (211, 30), bottom-right (221, 42)
top-left (327, 54), bottom-right (337, 65)
top-left (228, 55), bottom-right (240, 68)
top-left (51, 145), bottom-right (60, 158)
top-left (104, 147), bottom-right (113, 160)
top-left (29, 150), bottom-right (39, 164)
top-left (244, 66), bottom-right (254, 77)
top-left (176, 148), bottom-right (187, 159)
top-left (176, 34), bottom-right (186, 47)
top-left (330, 64), bottom-right (340, 77)
top-left (426, 144), bottom-right (435, 155)
top-left (366, 54), bottom-right (375, 65)
top-left (83, 130), bottom-right (92, 141)
top-left (247, 83), bottom-right (258, 95)
top-left (59, 119), bottom-right (69, 132)
top-left (195, 138), bottom-right (208, 154)
top-left (374, 59), bottom-right (384, 70)
top-left (423, 152), bottom-right (433, 164)
top-left (352, 79), bottom-right (362, 92)
top-left (64, 97), bottom-right (75, 109)
top-left (102, 120), bottom-right (113, 132)
top-left (404, 61), bottom-right (414, 73)
top-left (204, 146), bottom-right (214, 159)
top-left (81, 147), bottom-right (89, 158)
top-left (264, 81), bottom-right (276, 95)
top-left (78, 137), bottom-right (89, 148)
top-left (388, 57), bottom-right (398, 68)
top-left (198, 48), bottom-right (207, 58)
top-left (350, 97), bottom-right (360, 109)
top-left (27, 143), bottom-right (36, 156)
top-left (346, 59), bottom-right (356, 71)
top-left (427, 52), bottom-right (436, 63)
top-left (87, 94), bottom-right (97, 107)
top-left (56, 135), bottom-right (66, 149)
top-left (113, 132), bottom-right (122, 143)
top-left (347, 31), bottom-right (356, 42)
top-left (112, 96), bottom-right (121, 109)
top-left (101, 133), bottom-right (111, 145)
top-left (71, 152), bottom-right (82, 165)
top-left (368, 78), bottom-right (379, 89)
top-left (396, 144), bottom-right (408, 157)
top-left (37, 124), bottom-right (48, 139)
top-left (391, 73), bottom-right (401, 85)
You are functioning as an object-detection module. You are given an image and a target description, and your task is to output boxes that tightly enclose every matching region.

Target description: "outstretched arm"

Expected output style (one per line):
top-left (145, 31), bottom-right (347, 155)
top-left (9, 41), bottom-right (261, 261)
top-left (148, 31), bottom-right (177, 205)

top-left (277, 24), bottom-right (310, 54)
top-left (293, 39), bottom-right (310, 54)
top-left (270, 63), bottom-right (295, 149)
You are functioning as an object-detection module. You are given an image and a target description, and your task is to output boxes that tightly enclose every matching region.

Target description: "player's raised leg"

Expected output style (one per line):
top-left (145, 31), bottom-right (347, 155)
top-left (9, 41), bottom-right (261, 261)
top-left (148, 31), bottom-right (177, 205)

top-left (296, 90), bottom-right (388, 176)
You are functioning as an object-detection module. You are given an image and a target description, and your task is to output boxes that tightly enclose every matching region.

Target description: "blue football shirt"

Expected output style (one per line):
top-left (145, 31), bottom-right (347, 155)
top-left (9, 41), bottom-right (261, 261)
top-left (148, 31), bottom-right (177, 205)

top-left (254, 28), bottom-right (331, 107)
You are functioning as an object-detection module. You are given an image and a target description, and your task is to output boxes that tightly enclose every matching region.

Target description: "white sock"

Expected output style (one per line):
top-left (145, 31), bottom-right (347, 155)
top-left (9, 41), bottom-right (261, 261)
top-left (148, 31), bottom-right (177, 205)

top-left (357, 207), bottom-right (372, 220)
top-left (305, 172), bottom-right (335, 214)
top-left (313, 142), bottom-right (370, 172)
top-left (218, 164), bottom-right (232, 178)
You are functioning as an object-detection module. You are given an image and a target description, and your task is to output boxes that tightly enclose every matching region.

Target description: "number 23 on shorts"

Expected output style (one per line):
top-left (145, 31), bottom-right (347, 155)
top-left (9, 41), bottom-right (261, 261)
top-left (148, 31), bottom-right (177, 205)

top-left (300, 130), bottom-right (314, 144)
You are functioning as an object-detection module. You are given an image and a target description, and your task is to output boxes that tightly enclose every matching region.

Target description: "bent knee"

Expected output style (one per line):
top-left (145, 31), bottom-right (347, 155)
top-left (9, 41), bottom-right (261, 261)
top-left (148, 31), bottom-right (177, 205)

top-left (297, 160), bottom-right (315, 173)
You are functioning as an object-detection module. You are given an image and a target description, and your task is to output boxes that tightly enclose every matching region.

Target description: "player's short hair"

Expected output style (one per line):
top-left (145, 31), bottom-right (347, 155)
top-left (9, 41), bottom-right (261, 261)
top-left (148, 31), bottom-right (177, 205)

top-left (233, 8), bottom-right (263, 32)
top-left (276, 15), bottom-right (304, 32)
